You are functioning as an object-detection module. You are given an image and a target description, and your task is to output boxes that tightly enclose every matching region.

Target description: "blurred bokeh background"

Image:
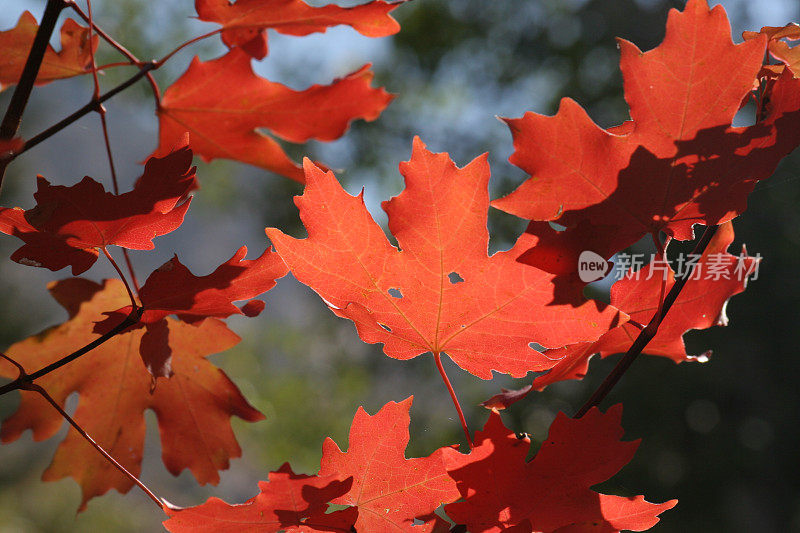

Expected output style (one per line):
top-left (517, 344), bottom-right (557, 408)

top-left (1, 0), bottom-right (799, 531)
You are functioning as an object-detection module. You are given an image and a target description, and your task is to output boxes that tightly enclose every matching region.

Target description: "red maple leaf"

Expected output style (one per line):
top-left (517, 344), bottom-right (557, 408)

top-left (0, 279), bottom-right (263, 510)
top-left (492, 0), bottom-right (800, 279)
top-left (195, 0), bottom-right (403, 59)
top-left (0, 11), bottom-right (98, 90)
top-left (0, 143), bottom-right (197, 274)
top-left (94, 246), bottom-right (288, 377)
top-left (163, 463), bottom-right (356, 532)
top-left (318, 397), bottom-right (459, 532)
top-left (483, 221), bottom-right (757, 409)
top-left (442, 406), bottom-right (676, 532)
top-left (266, 138), bottom-right (624, 379)
top-left (153, 48), bottom-right (392, 182)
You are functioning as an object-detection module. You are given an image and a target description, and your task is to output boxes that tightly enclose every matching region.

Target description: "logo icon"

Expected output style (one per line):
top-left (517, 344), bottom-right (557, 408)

top-left (578, 250), bottom-right (612, 283)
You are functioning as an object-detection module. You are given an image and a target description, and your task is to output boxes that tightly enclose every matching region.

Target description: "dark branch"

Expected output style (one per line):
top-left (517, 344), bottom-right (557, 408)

top-left (0, 307), bottom-right (143, 396)
top-left (574, 224), bottom-right (720, 418)
top-left (13, 62), bottom-right (157, 157)
top-left (0, 0), bottom-right (68, 187)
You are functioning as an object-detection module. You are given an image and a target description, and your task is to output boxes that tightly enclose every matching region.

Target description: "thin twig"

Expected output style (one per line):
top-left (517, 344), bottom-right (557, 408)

top-left (29, 382), bottom-right (164, 509)
top-left (434, 352), bottom-right (473, 448)
top-left (12, 62), bottom-right (156, 157)
top-left (0, 307), bottom-right (143, 396)
top-left (0, 0), bottom-right (67, 188)
top-left (66, 0), bottom-right (140, 64)
top-left (98, 111), bottom-right (141, 291)
top-left (84, 8), bottom-right (142, 294)
top-left (103, 247), bottom-right (138, 310)
top-left (650, 232), bottom-right (671, 326)
top-left (85, 0), bottom-right (102, 100)
top-left (0, 352), bottom-right (26, 375)
top-left (574, 225), bottom-right (720, 418)
top-left (95, 61), bottom-right (138, 70)
top-left (155, 29), bottom-right (223, 67)
top-left (0, 350), bottom-right (162, 509)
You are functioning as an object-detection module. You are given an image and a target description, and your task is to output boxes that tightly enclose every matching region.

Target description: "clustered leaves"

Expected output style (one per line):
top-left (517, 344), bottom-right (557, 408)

top-left (0, 0), bottom-right (798, 531)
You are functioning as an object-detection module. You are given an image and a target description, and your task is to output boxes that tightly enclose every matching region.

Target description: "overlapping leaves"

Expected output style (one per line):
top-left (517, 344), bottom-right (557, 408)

top-left (164, 399), bottom-right (675, 532)
top-left (484, 221), bottom-right (757, 409)
top-left (0, 279), bottom-right (263, 510)
top-left (493, 0), bottom-right (800, 281)
top-left (0, 143), bottom-right (197, 274)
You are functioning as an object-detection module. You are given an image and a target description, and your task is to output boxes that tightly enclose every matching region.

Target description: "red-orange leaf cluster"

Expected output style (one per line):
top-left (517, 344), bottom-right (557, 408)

top-left (3, 0), bottom-right (797, 527)
top-left (743, 23), bottom-right (800, 78)
top-left (164, 463), bottom-right (356, 532)
top-left (493, 0), bottom-right (800, 282)
top-left (164, 399), bottom-right (675, 531)
top-left (95, 246), bottom-right (288, 377)
top-left (483, 221), bottom-right (758, 409)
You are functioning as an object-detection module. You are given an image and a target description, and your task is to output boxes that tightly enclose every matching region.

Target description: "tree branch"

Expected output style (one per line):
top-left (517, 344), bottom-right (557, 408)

top-left (0, 0), bottom-right (68, 188)
top-left (12, 62), bottom-right (156, 157)
top-left (0, 307), bottom-right (143, 397)
top-left (574, 224), bottom-right (720, 418)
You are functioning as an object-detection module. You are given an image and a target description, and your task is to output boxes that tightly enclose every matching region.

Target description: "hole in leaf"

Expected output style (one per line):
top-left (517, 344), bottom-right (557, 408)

top-left (388, 288), bottom-right (403, 298)
top-left (379, 323), bottom-right (392, 332)
top-left (448, 272), bottom-right (464, 284)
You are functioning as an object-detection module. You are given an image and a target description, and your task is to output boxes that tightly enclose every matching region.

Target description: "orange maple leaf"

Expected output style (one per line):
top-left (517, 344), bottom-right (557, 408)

top-left (0, 11), bottom-right (98, 91)
top-left (0, 278), bottom-right (262, 510)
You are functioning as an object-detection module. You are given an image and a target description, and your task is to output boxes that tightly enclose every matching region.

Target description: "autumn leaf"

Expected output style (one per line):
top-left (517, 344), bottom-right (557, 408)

top-left (99, 245), bottom-right (288, 327)
top-left (743, 23), bottom-right (800, 78)
top-left (94, 246), bottom-right (288, 378)
top-left (483, 221), bottom-right (757, 409)
top-left (0, 279), bottom-right (263, 510)
top-left (195, 0), bottom-right (403, 59)
top-left (266, 138), bottom-right (624, 379)
top-left (0, 143), bottom-right (197, 274)
top-left (154, 48), bottom-right (392, 182)
top-left (493, 0), bottom-right (800, 279)
top-left (0, 11), bottom-right (98, 91)
top-left (442, 406), bottom-right (676, 532)
top-left (318, 397), bottom-right (459, 532)
top-left (163, 463), bottom-right (356, 532)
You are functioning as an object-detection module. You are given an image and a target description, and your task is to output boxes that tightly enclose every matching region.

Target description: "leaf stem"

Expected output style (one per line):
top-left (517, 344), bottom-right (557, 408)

top-left (155, 29), bottom-right (223, 68)
top-left (0, 351), bottom-right (163, 509)
top-left (650, 232), bottom-right (671, 326)
top-left (574, 225), bottom-right (719, 418)
top-left (0, 0), bottom-right (67, 189)
top-left (30, 382), bottom-right (164, 510)
top-left (433, 352), bottom-right (473, 448)
top-left (86, 10), bottom-right (142, 294)
top-left (103, 247), bottom-right (138, 309)
top-left (0, 307), bottom-right (143, 397)
top-left (66, 0), bottom-right (160, 107)
top-left (66, 0), bottom-right (140, 64)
